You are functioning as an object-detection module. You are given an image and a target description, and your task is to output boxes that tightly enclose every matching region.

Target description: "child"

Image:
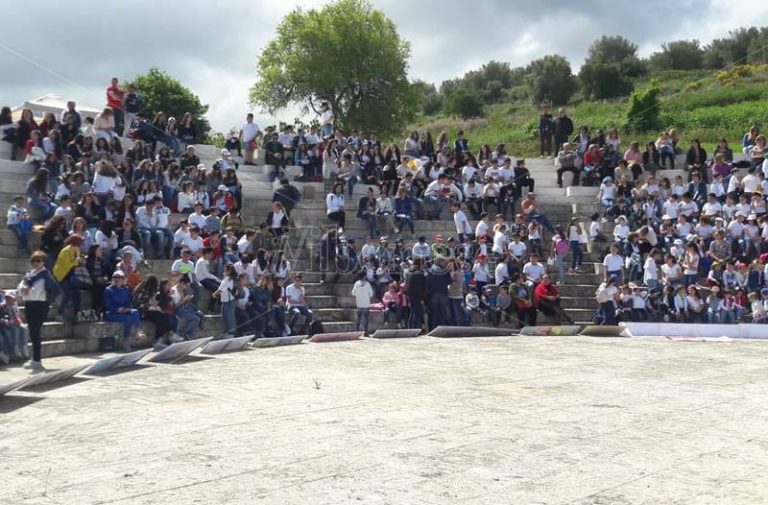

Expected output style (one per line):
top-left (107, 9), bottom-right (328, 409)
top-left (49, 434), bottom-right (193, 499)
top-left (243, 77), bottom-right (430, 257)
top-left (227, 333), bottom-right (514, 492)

top-left (382, 282), bottom-right (401, 328)
top-left (588, 213), bottom-right (608, 242)
top-left (7, 196), bottom-right (31, 252)
top-left (749, 292), bottom-right (765, 323)
top-left (0, 291), bottom-right (30, 364)
top-left (494, 285), bottom-right (513, 325)
top-left (351, 272), bottom-right (373, 334)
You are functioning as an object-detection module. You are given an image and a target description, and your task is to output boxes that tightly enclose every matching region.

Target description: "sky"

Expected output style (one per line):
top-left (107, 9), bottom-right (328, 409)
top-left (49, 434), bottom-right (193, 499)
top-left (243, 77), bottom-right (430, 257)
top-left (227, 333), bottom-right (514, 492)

top-left (2, 0), bottom-right (767, 133)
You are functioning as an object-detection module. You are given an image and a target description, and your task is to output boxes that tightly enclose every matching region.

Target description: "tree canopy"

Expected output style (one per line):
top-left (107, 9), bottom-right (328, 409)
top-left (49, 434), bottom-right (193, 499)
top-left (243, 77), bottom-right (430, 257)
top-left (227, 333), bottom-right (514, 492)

top-left (445, 89), bottom-right (484, 119)
top-left (525, 54), bottom-right (578, 106)
top-left (579, 35), bottom-right (645, 99)
top-left (127, 67), bottom-right (211, 138)
top-left (649, 40), bottom-right (704, 71)
top-left (249, 0), bottom-right (416, 136)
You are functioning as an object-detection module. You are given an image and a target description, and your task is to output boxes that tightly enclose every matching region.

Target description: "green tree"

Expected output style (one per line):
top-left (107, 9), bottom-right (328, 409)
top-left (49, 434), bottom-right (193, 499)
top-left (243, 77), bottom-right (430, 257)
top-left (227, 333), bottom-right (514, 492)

top-left (411, 80), bottom-right (442, 116)
top-left (648, 40), bottom-right (704, 70)
top-left (444, 89), bottom-right (484, 119)
top-left (579, 35), bottom-right (645, 99)
top-left (127, 67), bottom-right (211, 138)
top-left (625, 81), bottom-right (661, 132)
top-left (249, 0), bottom-right (416, 136)
top-left (524, 54), bottom-right (578, 106)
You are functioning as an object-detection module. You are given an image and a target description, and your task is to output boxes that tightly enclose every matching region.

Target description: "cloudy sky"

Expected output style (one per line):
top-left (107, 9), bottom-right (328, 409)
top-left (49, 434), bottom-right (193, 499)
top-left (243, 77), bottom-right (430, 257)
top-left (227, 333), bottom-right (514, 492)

top-left (2, 0), bottom-right (767, 132)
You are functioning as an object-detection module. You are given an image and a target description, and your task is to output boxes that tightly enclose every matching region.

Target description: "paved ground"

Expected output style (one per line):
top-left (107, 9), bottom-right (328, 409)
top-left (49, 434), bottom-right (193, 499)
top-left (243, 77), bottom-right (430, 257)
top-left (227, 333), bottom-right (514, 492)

top-left (2, 335), bottom-right (768, 505)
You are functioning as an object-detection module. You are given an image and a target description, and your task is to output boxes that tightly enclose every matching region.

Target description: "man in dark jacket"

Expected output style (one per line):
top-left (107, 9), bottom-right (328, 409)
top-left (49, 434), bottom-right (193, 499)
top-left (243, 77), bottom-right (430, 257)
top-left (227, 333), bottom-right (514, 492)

top-left (538, 105), bottom-right (553, 157)
top-left (404, 258), bottom-right (427, 331)
top-left (272, 178), bottom-right (301, 215)
top-left (425, 257), bottom-right (451, 330)
top-left (552, 108), bottom-right (574, 155)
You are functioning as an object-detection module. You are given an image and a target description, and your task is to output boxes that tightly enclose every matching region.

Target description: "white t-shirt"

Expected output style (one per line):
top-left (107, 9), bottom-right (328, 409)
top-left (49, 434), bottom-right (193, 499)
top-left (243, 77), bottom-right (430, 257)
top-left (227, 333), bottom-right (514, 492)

top-left (285, 283), bottom-right (305, 306)
top-left (475, 220), bottom-right (490, 237)
top-left (241, 121), bottom-right (261, 142)
top-left (508, 241), bottom-right (527, 258)
top-left (603, 253), bottom-right (623, 272)
top-left (472, 262), bottom-right (489, 283)
top-left (218, 277), bottom-right (235, 303)
top-left (643, 257), bottom-right (658, 282)
top-left (492, 231), bottom-right (508, 254)
top-left (522, 262), bottom-right (544, 282)
top-left (494, 263), bottom-right (509, 285)
top-left (454, 210), bottom-right (471, 235)
top-left (184, 235), bottom-right (204, 254)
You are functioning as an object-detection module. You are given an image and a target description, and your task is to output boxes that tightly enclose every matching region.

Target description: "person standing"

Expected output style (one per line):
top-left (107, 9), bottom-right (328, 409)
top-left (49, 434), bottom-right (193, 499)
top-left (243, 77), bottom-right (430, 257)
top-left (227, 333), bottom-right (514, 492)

top-left (552, 107), bottom-right (574, 157)
top-left (213, 263), bottom-right (238, 338)
top-left (122, 84), bottom-right (142, 137)
top-left (106, 77), bottom-right (125, 134)
top-left (17, 251), bottom-right (62, 371)
top-left (240, 113), bottom-right (261, 166)
top-left (319, 102), bottom-right (334, 139)
top-left (351, 272), bottom-right (374, 334)
top-left (538, 104), bottom-right (554, 158)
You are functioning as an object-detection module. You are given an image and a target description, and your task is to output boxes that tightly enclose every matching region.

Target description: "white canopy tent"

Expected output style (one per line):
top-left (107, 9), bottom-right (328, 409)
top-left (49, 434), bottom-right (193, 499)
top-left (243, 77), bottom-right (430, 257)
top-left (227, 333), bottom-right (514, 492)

top-left (11, 94), bottom-right (101, 122)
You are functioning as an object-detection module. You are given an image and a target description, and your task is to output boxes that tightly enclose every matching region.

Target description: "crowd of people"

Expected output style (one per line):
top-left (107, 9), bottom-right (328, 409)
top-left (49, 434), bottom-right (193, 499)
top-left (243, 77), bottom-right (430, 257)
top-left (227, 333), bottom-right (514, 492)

top-left (3, 89), bottom-right (768, 370)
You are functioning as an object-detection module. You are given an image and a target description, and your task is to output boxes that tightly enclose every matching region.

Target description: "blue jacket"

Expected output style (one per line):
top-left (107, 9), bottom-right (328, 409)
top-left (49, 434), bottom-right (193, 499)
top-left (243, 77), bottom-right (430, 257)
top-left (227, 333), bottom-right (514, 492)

top-left (104, 284), bottom-right (133, 314)
top-left (394, 197), bottom-right (412, 216)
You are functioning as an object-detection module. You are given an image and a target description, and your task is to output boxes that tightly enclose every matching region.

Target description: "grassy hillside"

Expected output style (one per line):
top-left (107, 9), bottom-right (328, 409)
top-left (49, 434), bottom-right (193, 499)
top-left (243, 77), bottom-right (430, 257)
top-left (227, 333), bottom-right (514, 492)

top-left (407, 65), bottom-right (768, 156)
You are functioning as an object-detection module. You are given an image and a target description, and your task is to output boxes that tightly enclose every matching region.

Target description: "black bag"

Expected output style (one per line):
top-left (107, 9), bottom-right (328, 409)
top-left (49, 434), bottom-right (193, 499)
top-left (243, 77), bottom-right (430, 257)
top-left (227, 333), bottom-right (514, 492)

top-left (309, 319), bottom-right (324, 336)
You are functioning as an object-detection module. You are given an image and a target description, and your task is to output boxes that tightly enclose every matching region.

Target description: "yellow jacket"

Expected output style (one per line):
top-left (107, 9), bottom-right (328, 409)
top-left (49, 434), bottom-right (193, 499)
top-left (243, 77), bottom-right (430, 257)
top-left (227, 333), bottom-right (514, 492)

top-left (52, 245), bottom-right (80, 282)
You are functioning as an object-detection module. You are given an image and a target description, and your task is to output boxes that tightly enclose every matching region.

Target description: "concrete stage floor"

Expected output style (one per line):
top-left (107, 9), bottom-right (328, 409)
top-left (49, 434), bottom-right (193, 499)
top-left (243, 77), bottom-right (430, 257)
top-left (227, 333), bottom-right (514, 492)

top-left (2, 335), bottom-right (768, 504)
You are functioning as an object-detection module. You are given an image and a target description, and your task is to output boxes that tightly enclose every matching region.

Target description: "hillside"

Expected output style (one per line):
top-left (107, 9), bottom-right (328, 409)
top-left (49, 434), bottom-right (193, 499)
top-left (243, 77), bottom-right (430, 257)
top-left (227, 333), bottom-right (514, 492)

top-left (408, 65), bottom-right (768, 156)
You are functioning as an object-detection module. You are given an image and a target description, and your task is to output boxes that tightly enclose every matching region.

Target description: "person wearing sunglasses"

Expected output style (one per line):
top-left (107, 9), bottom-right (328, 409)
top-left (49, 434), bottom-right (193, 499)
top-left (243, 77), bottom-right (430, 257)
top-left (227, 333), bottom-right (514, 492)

top-left (16, 251), bottom-right (62, 371)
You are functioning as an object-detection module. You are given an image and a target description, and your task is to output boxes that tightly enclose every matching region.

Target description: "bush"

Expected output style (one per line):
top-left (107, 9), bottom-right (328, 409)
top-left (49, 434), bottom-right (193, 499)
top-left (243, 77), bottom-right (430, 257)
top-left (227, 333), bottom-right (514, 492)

top-left (625, 82), bottom-right (661, 132)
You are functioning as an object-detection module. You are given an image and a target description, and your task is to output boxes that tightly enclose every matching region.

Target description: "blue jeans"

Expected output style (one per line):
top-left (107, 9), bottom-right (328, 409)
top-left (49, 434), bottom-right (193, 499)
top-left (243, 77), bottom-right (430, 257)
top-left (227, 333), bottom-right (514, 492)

top-left (176, 304), bottom-right (202, 338)
top-left (59, 276), bottom-right (81, 316)
top-left (570, 241), bottom-right (582, 269)
top-left (356, 308), bottom-right (369, 333)
top-left (396, 215), bottom-right (415, 234)
top-left (359, 212), bottom-right (377, 236)
top-left (424, 195), bottom-right (444, 219)
top-left (449, 297), bottom-right (466, 326)
top-left (347, 175), bottom-right (358, 197)
top-left (28, 198), bottom-right (55, 223)
top-left (105, 309), bottom-right (141, 338)
top-left (8, 224), bottom-right (29, 250)
top-left (220, 300), bottom-right (236, 336)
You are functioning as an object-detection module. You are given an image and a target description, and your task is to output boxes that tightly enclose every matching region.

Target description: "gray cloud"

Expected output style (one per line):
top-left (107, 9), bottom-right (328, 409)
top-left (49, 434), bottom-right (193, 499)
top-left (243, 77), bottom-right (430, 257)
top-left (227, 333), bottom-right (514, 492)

top-left (2, 0), bottom-right (766, 132)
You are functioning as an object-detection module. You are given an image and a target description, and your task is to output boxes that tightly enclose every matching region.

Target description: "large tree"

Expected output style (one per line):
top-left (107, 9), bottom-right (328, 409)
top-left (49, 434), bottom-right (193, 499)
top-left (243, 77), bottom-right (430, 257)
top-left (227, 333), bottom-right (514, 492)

top-left (579, 35), bottom-right (645, 99)
top-left (648, 40), bottom-right (704, 71)
top-left (127, 67), bottom-right (211, 138)
top-left (524, 54), bottom-right (578, 106)
top-left (250, 0), bottom-right (416, 136)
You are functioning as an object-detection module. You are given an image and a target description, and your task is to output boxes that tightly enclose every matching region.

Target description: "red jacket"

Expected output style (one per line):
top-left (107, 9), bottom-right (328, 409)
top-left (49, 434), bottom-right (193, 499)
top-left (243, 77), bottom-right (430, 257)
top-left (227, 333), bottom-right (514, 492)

top-left (534, 281), bottom-right (558, 302)
top-left (584, 150), bottom-right (603, 167)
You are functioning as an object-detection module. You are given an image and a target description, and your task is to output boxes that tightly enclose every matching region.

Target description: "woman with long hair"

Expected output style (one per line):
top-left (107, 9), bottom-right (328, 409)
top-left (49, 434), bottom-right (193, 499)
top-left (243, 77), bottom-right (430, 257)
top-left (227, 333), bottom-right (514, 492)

top-left (18, 251), bottom-right (62, 370)
top-left (326, 182), bottom-right (346, 233)
top-left (568, 217), bottom-right (585, 273)
top-left (52, 234), bottom-right (84, 321)
top-left (178, 112), bottom-right (197, 145)
top-left (26, 168), bottom-right (56, 222)
top-left (551, 225), bottom-right (568, 285)
top-left (133, 274), bottom-right (178, 351)
top-left (14, 108), bottom-right (38, 160)
top-left (86, 244), bottom-right (110, 315)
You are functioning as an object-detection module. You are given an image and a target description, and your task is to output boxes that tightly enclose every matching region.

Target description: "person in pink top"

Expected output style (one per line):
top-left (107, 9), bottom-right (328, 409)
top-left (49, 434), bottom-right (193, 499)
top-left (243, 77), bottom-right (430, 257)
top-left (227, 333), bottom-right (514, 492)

top-left (623, 141), bottom-right (643, 165)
